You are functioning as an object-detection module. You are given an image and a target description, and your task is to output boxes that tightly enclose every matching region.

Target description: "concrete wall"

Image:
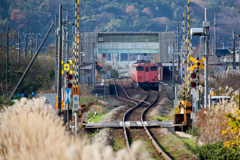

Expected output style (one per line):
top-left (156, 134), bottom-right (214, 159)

top-left (81, 32), bottom-right (98, 63)
top-left (98, 42), bottom-right (159, 49)
top-left (159, 32), bottom-right (175, 63)
top-left (80, 32), bottom-right (175, 64)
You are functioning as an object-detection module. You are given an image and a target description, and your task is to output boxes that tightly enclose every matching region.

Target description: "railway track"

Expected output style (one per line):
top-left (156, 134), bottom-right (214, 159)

top-left (113, 79), bottom-right (171, 160)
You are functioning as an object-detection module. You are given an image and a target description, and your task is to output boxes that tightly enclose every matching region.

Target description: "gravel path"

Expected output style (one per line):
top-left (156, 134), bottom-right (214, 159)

top-left (92, 128), bottom-right (113, 150)
top-left (100, 105), bottom-right (127, 123)
top-left (149, 95), bottom-right (172, 117)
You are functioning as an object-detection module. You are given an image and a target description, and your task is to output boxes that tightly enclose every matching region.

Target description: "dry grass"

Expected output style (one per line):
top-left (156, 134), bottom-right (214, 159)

top-left (209, 71), bottom-right (240, 94)
top-left (89, 105), bottom-right (106, 114)
top-left (79, 83), bottom-right (92, 96)
top-left (0, 97), bottom-right (150, 160)
top-left (195, 89), bottom-right (239, 143)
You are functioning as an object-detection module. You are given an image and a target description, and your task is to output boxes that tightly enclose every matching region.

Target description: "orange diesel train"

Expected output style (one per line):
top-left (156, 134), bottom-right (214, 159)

top-left (131, 59), bottom-right (158, 89)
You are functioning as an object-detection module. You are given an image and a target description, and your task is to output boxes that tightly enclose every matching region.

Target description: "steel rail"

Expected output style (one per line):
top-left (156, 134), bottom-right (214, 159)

top-left (113, 79), bottom-right (137, 160)
top-left (120, 79), bottom-right (172, 160)
top-left (118, 79), bottom-right (150, 105)
top-left (141, 91), bottom-right (172, 160)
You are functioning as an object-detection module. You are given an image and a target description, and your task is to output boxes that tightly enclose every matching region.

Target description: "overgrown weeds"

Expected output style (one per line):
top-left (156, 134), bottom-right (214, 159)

top-left (195, 88), bottom-right (239, 143)
top-left (195, 141), bottom-right (240, 160)
top-left (0, 97), bottom-right (151, 160)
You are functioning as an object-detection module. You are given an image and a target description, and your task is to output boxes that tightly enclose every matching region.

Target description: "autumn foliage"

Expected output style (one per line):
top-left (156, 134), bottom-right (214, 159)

top-left (126, 5), bottom-right (139, 17)
top-left (143, 8), bottom-right (153, 17)
top-left (154, 17), bottom-right (169, 26)
top-left (10, 9), bottom-right (27, 26)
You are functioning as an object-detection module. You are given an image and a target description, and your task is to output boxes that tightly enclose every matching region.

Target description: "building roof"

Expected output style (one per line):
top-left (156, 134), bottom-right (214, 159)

top-left (192, 42), bottom-right (220, 65)
top-left (216, 49), bottom-right (230, 57)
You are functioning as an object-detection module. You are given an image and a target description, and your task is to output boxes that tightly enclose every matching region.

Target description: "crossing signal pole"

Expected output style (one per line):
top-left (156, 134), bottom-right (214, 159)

top-left (204, 8), bottom-right (210, 108)
top-left (57, 5), bottom-right (63, 114)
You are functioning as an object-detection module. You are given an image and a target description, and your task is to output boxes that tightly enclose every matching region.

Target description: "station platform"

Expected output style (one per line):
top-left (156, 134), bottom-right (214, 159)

top-left (83, 120), bottom-right (175, 129)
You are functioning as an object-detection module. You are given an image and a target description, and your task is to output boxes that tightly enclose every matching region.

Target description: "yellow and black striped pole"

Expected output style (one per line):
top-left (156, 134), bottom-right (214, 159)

top-left (187, 0), bottom-right (191, 102)
top-left (73, 0), bottom-right (77, 87)
top-left (182, 13), bottom-right (185, 101)
top-left (76, 0), bottom-right (80, 87)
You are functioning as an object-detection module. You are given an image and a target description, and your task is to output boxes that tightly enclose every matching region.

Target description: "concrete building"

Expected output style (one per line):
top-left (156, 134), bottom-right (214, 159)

top-left (79, 32), bottom-right (176, 82)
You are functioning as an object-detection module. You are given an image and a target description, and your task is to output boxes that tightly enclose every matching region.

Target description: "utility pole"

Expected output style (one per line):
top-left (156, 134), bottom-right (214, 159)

top-left (6, 21), bottom-right (9, 87)
top-left (177, 25), bottom-right (180, 84)
top-left (55, 14), bottom-right (58, 92)
top-left (214, 11), bottom-right (217, 55)
top-left (57, 5), bottom-right (63, 114)
top-left (18, 32), bottom-right (20, 64)
top-left (36, 34), bottom-right (38, 51)
top-left (9, 23), bottom-right (55, 100)
top-left (30, 34), bottom-right (33, 58)
top-left (172, 42), bottom-right (175, 97)
top-left (24, 33), bottom-right (27, 59)
top-left (204, 8), bottom-right (210, 108)
top-left (233, 31), bottom-right (236, 69)
top-left (66, 13), bottom-right (69, 62)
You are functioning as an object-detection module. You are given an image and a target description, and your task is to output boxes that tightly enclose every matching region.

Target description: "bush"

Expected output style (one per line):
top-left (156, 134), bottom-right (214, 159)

top-left (195, 89), bottom-right (239, 143)
top-left (222, 106), bottom-right (240, 151)
top-left (0, 95), bottom-right (14, 109)
top-left (186, 126), bottom-right (200, 136)
top-left (195, 141), bottom-right (240, 160)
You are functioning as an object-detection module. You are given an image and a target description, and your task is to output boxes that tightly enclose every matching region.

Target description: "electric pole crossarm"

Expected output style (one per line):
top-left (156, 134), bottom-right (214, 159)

top-left (9, 23), bottom-right (55, 100)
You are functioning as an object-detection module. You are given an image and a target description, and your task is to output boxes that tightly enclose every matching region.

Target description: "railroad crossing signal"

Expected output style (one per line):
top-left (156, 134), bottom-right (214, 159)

top-left (75, 36), bottom-right (79, 44)
top-left (189, 57), bottom-right (205, 72)
top-left (64, 63), bottom-right (70, 72)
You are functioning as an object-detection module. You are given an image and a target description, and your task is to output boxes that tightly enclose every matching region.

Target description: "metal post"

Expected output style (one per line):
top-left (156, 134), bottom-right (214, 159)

top-left (77, 0), bottom-right (80, 87)
top-left (177, 25), bottom-right (180, 84)
top-left (79, 32), bottom-right (82, 76)
top-left (233, 31), bottom-right (236, 69)
top-left (24, 33), bottom-right (27, 59)
top-left (214, 11), bottom-right (217, 55)
top-left (187, 0), bottom-right (190, 102)
top-left (175, 86), bottom-right (178, 99)
top-left (36, 34), bottom-right (38, 52)
top-left (62, 20), bottom-right (65, 90)
top-left (30, 34), bottom-right (33, 58)
top-left (104, 74), bottom-right (106, 101)
top-left (172, 42), bottom-right (175, 96)
top-left (6, 22), bottom-right (9, 87)
top-left (57, 5), bottom-right (63, 114)
top-left (182, 13), bottom-right (186, 101)
top-left (9, 23), bottom-right (55, 100)
top-left (55, 14), bottom-right (58, 92)
top-left (196, 88), bottom-right (200, 111)
top-left (18, 32), bottom-right (20, 64)
top-left (93, 61), bottom-right (95, 87)
top-left (75, 112), bottom-right (77, 136)
top-left (239, 88), bottom-right (240, 110)
top-left (209, 94), bottom-right (212, 108)
top-left (204, 8), bottom-right (209, 108)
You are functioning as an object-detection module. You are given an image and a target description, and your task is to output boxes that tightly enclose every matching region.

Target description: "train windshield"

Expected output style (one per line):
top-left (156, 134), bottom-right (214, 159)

top-left (151, 66), bottom-right (158, 71)
top-left (136, 66), bottom-right (144, 71)
top-left (145, 67), bottom-right (149, 72)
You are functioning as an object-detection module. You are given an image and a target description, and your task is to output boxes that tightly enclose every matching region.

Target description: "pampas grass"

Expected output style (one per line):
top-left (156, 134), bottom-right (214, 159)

top-left (0, 97), bottom-right (150, 160)
top-left (195, 89), bottom-right (239, 143)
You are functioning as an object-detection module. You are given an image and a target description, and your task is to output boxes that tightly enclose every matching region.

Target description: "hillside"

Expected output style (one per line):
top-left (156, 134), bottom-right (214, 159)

top-left (0, 0), bottom-right (238, 47)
